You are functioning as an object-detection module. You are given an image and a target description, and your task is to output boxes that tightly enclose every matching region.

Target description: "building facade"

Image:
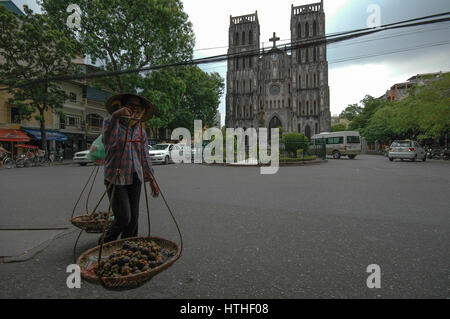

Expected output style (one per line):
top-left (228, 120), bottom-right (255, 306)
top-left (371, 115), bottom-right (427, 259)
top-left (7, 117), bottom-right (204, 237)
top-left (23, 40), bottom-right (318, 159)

top-left (225, 1), bottom-right (331, 140)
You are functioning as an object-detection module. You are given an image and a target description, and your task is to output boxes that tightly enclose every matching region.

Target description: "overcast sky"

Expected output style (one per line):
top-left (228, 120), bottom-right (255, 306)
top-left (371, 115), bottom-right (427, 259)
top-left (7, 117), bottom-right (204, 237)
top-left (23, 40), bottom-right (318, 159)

top-left (12, 0), bottom-right (450, 124)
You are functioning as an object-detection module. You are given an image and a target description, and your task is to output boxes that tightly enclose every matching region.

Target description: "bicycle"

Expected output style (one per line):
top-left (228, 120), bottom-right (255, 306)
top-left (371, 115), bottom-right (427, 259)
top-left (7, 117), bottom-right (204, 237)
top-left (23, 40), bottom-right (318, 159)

top-left (1, 152), bottom-right (15, 169)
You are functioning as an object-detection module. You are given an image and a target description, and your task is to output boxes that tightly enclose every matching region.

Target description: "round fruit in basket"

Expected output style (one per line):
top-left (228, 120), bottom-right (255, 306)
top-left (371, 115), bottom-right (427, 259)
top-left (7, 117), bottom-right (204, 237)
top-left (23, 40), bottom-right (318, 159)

top-left (95, 239), bottom-right (172, 277)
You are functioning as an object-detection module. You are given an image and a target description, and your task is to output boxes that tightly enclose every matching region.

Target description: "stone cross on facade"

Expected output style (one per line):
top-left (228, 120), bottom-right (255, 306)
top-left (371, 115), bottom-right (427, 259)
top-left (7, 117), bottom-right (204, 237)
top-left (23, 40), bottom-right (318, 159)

top-left (269, 32), bottom-right (280, 48)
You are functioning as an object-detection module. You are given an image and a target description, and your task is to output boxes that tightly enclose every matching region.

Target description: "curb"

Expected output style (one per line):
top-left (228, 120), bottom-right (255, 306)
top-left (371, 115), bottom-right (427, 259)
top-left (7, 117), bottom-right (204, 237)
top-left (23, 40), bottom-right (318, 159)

top-left (199, 159), bottom-right (328, 167)
top-left (0, 161), bottom-right (79, 170)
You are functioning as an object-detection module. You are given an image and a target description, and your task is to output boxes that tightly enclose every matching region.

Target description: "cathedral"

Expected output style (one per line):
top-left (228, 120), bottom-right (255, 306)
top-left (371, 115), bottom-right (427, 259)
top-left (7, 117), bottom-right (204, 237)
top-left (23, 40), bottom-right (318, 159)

top-left (225, 1), bottom-right (331, 140)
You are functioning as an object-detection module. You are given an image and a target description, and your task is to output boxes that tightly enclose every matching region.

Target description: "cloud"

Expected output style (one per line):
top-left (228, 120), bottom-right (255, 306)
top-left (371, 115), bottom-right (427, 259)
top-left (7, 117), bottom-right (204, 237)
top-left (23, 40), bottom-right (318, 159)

top-left (329, 47), bottom-right (450, 115)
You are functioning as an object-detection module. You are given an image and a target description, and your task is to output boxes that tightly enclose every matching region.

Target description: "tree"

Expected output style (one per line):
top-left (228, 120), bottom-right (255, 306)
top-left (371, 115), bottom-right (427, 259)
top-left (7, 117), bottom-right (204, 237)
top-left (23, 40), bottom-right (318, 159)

top-left (0, 5), bottom-right (79, 156)
top-left (348, 95), bottom-right (388, 131)
top-left (360, 104), bottom-right (399, 144)
top-left (339, 103), bottom-right (363, 121)
top-left (358, 74), bottom-right (450, 143)
top-left (281, 132), bottom-right (309, 157)
top-left (331, 123), bottom-right (347, 132)
top-left (403, 73), bottom-right (450, 139)
top-left (41, 0), bottom-right (195, 93)
top-left (143, 65), bottom-right (224, 134)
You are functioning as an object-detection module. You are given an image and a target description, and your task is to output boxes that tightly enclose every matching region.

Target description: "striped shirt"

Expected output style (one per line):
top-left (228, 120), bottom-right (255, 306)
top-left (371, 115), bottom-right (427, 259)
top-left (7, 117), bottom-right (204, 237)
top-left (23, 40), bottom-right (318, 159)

top-left (102, 116), bottom-right (154, 185)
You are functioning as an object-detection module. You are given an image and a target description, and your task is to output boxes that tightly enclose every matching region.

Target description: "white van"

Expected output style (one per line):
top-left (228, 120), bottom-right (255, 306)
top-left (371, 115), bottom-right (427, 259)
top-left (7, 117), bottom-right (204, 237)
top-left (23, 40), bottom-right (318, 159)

top-left (311, 131), bottom-right (362, 159)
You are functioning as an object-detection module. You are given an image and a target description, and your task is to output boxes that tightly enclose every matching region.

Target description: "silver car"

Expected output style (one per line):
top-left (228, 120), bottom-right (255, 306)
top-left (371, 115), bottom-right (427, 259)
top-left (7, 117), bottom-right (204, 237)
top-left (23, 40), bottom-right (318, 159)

top-left (388, 140), bottom-right (426, 162)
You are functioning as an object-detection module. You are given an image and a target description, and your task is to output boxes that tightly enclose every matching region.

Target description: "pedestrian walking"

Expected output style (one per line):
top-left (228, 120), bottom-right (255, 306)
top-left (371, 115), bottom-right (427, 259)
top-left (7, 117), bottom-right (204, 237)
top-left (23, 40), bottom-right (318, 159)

top-left (100, 93), bottom-right (160, 244)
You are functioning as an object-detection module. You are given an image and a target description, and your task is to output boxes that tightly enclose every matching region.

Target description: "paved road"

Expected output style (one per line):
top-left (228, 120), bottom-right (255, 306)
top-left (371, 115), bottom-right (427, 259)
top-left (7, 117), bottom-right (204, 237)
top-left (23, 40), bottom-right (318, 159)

top-left (0, 155), bottom-right (448, 298)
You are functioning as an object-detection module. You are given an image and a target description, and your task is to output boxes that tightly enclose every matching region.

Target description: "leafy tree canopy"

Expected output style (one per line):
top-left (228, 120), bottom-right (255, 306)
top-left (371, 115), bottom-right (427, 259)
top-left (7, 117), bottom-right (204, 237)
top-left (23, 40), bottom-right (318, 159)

top-left (331, 123), bottom-right (347, 132)
top-left (348, 74), bottom-right (450, 143)
top-left (40, 0), bottom-right (195, 93)
top-left (0, 5), bottom-right (79, 154)
top-left (143, 65), bottom-right (224, 134)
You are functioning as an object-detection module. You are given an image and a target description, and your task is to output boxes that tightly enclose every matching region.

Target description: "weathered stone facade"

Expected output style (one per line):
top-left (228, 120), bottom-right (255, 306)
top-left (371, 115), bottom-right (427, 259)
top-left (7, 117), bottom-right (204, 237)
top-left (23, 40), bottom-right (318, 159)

top-left (225, 1), bottom-right (331, 140)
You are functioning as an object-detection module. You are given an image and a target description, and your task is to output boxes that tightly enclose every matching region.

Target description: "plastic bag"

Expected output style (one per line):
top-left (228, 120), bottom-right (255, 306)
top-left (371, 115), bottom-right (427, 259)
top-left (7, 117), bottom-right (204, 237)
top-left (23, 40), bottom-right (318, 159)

top-left (88, 135), bottom-right (105, 164)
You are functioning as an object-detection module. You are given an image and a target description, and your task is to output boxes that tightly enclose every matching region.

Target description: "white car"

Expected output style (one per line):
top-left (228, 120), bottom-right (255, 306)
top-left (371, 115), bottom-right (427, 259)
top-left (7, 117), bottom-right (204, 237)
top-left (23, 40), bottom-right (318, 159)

top-left (73, 150), bottom-right (92, 166)
top-left (149, 144), bottom-right (185, 165)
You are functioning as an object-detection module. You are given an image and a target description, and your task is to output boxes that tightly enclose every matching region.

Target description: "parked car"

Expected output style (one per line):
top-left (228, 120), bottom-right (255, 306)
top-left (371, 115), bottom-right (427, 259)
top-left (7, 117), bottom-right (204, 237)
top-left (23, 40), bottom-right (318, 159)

top-left (149, 144), bottom-right (185, 165)
top-left (388, 140), bottom-right (426, 162)
top-left (73, 150), bottom-right (93, 166)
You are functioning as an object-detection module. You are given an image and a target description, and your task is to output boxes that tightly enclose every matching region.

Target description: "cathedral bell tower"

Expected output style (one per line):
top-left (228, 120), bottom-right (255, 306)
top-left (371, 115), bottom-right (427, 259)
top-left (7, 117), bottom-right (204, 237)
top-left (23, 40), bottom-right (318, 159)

top-left (290, 1), bottom-right (331, 137)
top-left (226, 12), bottom-right (260, 129)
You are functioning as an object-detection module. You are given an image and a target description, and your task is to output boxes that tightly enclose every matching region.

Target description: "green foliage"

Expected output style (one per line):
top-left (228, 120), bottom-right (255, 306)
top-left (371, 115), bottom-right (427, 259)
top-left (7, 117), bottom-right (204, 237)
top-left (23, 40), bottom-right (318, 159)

top-left (360, 104), bottom-right (398, 143)
top-left (404, 73), bottom-right (450, 139)
top-left (41, 0), bottom-right (223, 134)
top-left (347, 74), bottom-right (450, 143)
top-left (339, 103), bottom-right (363, 121)
top-left (331, 123), bottom-right (347, 132)
top-left (41, 0), bottom-right (195, 92)
top-left (348, 95), bottom-right (388, 131)
top-left (280, 155), bottom-right (316, 162)
top-left (281, 132), bottom-right (309, 157)
top-left (0, 5), bottom-right (79, 153)
top-left (143, 65), bottom-right (224, 133)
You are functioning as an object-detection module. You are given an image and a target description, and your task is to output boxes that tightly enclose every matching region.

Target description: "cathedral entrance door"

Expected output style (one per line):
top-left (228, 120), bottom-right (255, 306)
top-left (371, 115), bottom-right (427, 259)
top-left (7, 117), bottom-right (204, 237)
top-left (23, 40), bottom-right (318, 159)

top-left (268, 116), bottom-right (282, 143)
top-left (305, 125), bottom-right (311, 141)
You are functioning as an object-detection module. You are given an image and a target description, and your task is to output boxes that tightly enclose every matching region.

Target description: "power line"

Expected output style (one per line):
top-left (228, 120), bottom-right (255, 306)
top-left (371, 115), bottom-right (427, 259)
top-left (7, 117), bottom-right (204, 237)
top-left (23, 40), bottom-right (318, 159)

top-left (329, 41), bottom-right (450, 64)
top-left (194, 12), bottom-right (450, 52)
top-left (198, 23), bottom-right (450, 69)
top-left (199, 39), bottom-right (450, 71)
top-left (2, 12), bottom-right (450, 90)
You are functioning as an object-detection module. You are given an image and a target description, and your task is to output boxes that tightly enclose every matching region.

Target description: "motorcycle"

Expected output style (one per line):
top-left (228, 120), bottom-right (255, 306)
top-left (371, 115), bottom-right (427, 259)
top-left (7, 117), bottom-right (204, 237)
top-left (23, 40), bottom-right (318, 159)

top-left (427, 148), bottom-right (441, 159)
top-left (441, 149), bottom-right (450, 160)
top-left (50, 150), bottom-right (64, 163)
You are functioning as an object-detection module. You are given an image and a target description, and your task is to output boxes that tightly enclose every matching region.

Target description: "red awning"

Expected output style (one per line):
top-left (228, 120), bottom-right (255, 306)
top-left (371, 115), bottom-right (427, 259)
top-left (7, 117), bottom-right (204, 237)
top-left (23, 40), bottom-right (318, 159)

top-left (15, 144), bottom-right (38, 149)
top-left (0, 129), bottom-right (31, 142)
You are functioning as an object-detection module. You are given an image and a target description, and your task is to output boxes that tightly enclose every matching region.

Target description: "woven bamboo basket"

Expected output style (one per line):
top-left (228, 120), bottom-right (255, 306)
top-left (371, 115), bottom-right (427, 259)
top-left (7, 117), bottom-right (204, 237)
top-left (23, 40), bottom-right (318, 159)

top-left (77, 236), bottom-right (181, 290)
top-left (70, 214), bottom-right (114, 234)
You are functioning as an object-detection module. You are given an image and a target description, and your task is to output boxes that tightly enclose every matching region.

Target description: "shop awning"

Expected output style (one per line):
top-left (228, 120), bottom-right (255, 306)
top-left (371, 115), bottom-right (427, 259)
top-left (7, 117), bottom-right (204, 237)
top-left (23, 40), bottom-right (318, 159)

top-left (15, 144), bottom-right (38, 149)
top-left (0, 129), bottom-right (31, 142)
top-left (22, 128), bottom-right (68, 141)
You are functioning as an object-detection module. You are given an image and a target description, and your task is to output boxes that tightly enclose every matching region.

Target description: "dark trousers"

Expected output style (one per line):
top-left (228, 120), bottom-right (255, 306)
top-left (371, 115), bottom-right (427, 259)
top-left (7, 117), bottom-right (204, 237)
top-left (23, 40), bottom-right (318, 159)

top-left (104, 173), bottom-right (142, 243)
